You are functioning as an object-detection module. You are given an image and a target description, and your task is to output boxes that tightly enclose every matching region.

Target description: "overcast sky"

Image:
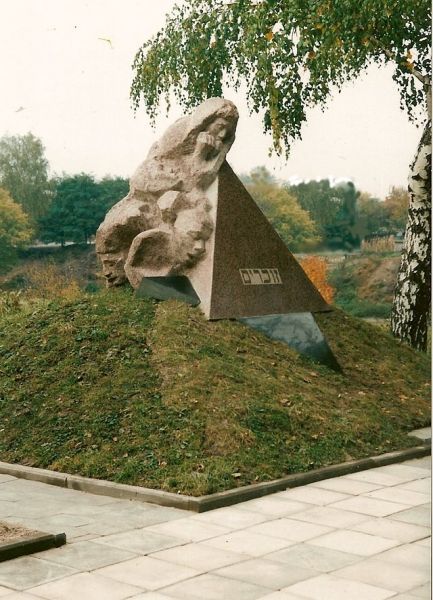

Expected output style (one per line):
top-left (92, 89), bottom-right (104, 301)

top-left (0, 0), bottom-right (423, 198)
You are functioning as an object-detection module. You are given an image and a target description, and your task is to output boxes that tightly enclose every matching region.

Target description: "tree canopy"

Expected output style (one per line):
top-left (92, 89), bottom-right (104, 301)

top-left (0, 188), bottom-right (33, 272)
top-left (0, 133), bottom-right (52, 224)
top-left (288, 178), bottom-right (361, 249)
top-left (39, 175), bottom-right (102, 246)
top-left (131, 0), bottom-right (431, 154)
top-left (243, 167), bottom-right (320, 250)
top-left (38, 174), bottom-right (129, 246)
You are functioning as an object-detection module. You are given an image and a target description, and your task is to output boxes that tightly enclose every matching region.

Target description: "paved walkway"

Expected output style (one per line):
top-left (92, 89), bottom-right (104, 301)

top-left (0, 456), bottom-right (430, 599)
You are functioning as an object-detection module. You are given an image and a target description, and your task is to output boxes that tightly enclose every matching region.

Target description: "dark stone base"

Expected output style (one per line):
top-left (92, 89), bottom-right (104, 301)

top-left (238, 313), bottom-right (341, 371)
top-left (136, 276), bottom-right (200, 306)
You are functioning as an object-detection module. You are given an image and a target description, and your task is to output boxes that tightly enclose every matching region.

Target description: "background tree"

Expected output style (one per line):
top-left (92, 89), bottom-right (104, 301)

top-left (384, 186), bottom-right (409, 231)
top-left (357, 191), bottom-right (389, 238)
top-left (130, 0), bottom-right (431, 350)
top-left (38, 174), bottom-right (129, 246)
top-left (98, 176), bottom-right (129, 214)
top-left (0, 188), bottom-right (33, 273)
top-left (243, 167), bottom-right (320, 251)
top-left (0, 133), bottom-right (52, 227)
top-left (288, 179), bottom-right (360, 250)
top-left (39, 175), bottom-right (101, 245)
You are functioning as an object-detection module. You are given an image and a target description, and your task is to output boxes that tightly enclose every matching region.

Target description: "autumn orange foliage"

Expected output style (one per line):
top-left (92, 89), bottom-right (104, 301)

top-left (299, 256), bottom-right (334, 304)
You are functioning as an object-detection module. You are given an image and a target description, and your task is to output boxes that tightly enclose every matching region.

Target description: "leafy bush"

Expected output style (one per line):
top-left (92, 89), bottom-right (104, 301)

top-left (25, 262), bottom-right (82, 301)
top-left (299, 256), bottom-right (334, 303)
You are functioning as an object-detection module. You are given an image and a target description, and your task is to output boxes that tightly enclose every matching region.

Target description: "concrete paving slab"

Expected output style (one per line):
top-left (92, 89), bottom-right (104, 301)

top-left (391, 504), bottom-right (431, 527)
top-left (372, 464), bottom-right (431, 482)
top-left (95, 556), bottom-right (200, 590)
top-left (288, 505), bottom-right (369, 529)
top-left (0, 504), bottom-right (17, 519)
top-left (308, 476), bottom-right (382, 495)
top-left (150, 542), bottom-right (247, 571)
top-left (160, 572), bottom-right (271, 599)
top-left (366, 487), bottom-right (430, 506)
top-left (399, 478), bottom-right (431, 494)
top-left (389, 595), bottom-right (425, 600)
top-left (35, 540), bottom-right (137, 571)
top-left (235, 497), bottom-right (312, 517)
top-left (202, 530), bottom-right (294, 556)
top-left (95, 505), bottom-right (187, 522)
top-left (405, 456), bottom-right (431, 469)
top-left (93, 529), bottom-right (185, 555)
top-left (20, 514), bottom-right (91, 530)
top-left (408, 582), bottom-right (431, 598)
top-left (0, 593), bottom-right (43, 599)
top-left (346, 470), bottom-right (412, 487)
top-left (0, 557), bottom-right (76, 591)
top-left (335, 557), bottom-right (430, 593)
top-left (214, 557), bottom-right (317, 589)
top-left (258, 593), bottom-right (307, 600)
top-left (145, 518), bottom-right (229, 542)
top-left (329, 496), bottom-right (410, 517)
top-left (245, 518), bottom-right (332, 542)
top-left (266, 542), bottom-right (362, 572)
top-left (283, 573), bottom-right (395, 600)
top-left (127, 594), bottom-right (177, 600)
top-left (189, 507), bottom-right (268, 530)
top-left (376, 543), bottom-right (431, 569)
top-left (248, 519), bottom-right (332, 542)
top-left (275, 487), bottom-right (350, 506)
top-left (0, 476), bottom-right (17, 484)
top-left (28, 572), bottom-right (143, 599)
top-left (309, 529), bottom-right (400, 556)
top-left (351, 517), bottom-right (430, 542)
top-left (414, 536), bottom-right (431, 547)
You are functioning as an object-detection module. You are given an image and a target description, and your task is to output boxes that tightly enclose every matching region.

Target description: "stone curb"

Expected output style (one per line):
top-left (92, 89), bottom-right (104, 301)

top-left (0, 532), bottom-right (66, 563)
top-left (0, 443), bottom-right (429, 513)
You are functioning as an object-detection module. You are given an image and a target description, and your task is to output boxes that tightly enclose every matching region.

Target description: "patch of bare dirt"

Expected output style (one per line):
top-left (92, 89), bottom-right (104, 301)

top-left (0, 522), bottom-right (41, 544)
top-left (357, 256), bottom-right (400, 303)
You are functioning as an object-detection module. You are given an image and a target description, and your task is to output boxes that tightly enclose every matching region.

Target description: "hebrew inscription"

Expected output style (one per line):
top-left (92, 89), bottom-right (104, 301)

top-left (239, 268), bottom-right (282, 285)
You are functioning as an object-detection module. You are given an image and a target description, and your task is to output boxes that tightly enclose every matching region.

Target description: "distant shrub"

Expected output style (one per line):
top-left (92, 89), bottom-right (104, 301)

top-left (26, 261), bottom-right (82, 301)
top-left (299, 256), bottom-right (334, 304)
top-left (361, 236), bottom-right (395, 254)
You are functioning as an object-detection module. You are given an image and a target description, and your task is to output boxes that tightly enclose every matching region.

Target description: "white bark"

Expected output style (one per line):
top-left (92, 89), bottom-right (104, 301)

top-left (391, 119), bottom-right (431, 351)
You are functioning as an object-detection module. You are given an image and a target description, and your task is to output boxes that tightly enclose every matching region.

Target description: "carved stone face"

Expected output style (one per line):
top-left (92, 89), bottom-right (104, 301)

top-left (99, 253), bottom-right (127, 287)
top-left (173, 207), bottom-right (213, 269)
top-left (205, 117), bottom-right (233, 145)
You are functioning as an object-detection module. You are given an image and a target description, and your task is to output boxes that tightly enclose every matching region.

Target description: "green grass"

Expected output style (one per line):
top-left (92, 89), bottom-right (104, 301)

top-left (0, 288), bottom-right (430, 495)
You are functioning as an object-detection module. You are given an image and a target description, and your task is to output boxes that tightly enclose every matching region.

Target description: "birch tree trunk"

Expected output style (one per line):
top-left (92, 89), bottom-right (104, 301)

top-left (391, 118), bottom-right (431, 351)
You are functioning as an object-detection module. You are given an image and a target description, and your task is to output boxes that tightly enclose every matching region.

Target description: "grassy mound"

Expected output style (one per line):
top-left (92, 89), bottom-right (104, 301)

top-left (0, 288), bottom-right (430, 495)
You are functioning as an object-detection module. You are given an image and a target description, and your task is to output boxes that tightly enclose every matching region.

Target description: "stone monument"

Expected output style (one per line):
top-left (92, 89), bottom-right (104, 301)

top-left (96, 98), bottom-right (339, 369)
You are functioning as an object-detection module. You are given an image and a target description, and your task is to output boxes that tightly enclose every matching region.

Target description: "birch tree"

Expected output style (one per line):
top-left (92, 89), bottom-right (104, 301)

top-left (130, 0), bottom-right (431, 350)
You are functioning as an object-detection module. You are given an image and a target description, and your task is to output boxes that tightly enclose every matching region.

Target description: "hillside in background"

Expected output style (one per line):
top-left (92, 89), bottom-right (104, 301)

top-left (1, 245), bottom-right (401, 321)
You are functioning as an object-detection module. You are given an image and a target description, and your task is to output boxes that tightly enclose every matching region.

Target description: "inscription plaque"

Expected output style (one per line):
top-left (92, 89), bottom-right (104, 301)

top-left (239, 268), bottom-right (282, 285)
